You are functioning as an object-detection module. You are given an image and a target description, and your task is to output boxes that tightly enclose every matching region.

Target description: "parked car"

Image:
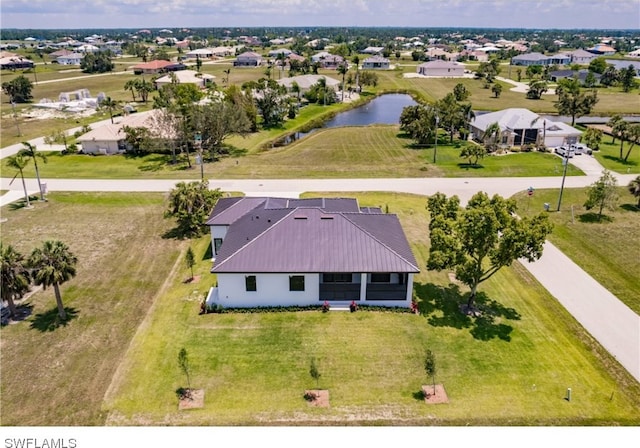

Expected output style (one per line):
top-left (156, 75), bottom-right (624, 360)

top-left (555, 146), bottom-right (575, 158)
top-left (570, 143), bottom-right (592, 155)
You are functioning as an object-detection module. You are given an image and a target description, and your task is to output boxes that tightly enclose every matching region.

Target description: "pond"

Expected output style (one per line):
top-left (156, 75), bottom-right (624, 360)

top-left (275, 93), bottom-right (417, 146)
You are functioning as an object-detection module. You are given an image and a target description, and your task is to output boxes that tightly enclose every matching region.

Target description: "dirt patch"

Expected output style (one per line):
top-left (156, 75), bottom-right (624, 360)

top-left (422, 384), bottom-right (449, 404)
top-left (184, 275), bottom-right (201, 284)
top-left (178, 389), bottom-right (205, 410)
top-left (304, 390), bottom-right (330, 408)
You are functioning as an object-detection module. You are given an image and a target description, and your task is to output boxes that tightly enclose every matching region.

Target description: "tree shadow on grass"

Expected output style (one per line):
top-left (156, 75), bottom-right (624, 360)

top-left (578, 212), bottom-right (613, 223)
top-left (602, 155), bottom-right (638, 167)
top-left (414, 282), bottom-right (517, 342)
top-left (138, 155), bottom-right (170, 172)
top-left (202, 242), bottom-right (213, 261)
top-left (30, 307), bottom-right (78, 332)
top-left (1, 304), bottom-right (33, 327)
top-left (7, 195), bottom-right (39, 210)
top-left (412, 390), bottom-right (426, 401)
top-left (457, 163), bottom-right (485, 170)
top-left (620, 203), bottom-right (640, 213)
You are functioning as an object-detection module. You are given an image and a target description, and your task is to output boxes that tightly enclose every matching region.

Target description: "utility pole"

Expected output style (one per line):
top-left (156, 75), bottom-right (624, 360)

top-left (433, 114), bottom-right (440, 164)
top-left (194, 133), bottom-right (203, 181)
top-left (556, 154), bottom-right (569, 211)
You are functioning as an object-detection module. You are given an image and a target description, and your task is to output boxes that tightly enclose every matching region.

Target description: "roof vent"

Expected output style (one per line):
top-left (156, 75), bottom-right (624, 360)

top-left (320, 216), bottom-right (334, 220)
top-left (294, 216), bottom-right (307, 220)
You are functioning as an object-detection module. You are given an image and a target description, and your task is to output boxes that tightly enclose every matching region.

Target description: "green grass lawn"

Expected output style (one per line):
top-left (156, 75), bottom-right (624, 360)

top-left (102, 192), bottom-right (640, 426)
top-left (513, 187), bottom-right (640, 314)
top-left (592, 139), bottom-right (640, 175)
top-left (2, 126), bottom-right (583, 179)
top-left (0, 192), bottom-right (184, 425)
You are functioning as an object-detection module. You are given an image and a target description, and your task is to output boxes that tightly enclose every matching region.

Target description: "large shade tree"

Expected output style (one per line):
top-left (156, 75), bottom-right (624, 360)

top-left (553, 78), bottom-right (599, 126)
top-left (1, 243), bottom-right (31, 318)
top-left (28, 240), bottom-right (78, 320)
top-left (426, 191), bottom-right (553, 312)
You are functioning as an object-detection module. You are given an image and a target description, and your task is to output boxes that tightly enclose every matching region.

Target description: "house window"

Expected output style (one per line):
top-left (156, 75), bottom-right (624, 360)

top-left (322, 273), bottom-right (352, 283)
top-left (289, 275), bottom-right (305, 291)
top-left (370, 273), bottom-right (391, 283)
top-left (214, 238), bottom-right (223, 255)
top-left (245, 275), bottom-right (257, 292)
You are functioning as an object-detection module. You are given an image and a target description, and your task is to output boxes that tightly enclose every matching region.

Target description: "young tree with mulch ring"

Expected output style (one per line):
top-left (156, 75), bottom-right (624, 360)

top-left (178, 348), bottom-right (191, 398)
top-left (424, 350), bottom-right (437, 396)
top-left (185, 247), bottom-right (195, 281)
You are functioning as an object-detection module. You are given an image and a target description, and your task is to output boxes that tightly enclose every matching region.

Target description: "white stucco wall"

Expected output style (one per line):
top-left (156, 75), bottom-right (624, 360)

top-left (217, 273), bottom-right (320, 307)
top-left (80, 140), bottom-right (120, 154)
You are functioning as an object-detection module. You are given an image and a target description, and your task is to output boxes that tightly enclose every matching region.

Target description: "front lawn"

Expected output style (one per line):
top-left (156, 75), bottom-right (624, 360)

top-left (103, 192), bottom-right (640, 425)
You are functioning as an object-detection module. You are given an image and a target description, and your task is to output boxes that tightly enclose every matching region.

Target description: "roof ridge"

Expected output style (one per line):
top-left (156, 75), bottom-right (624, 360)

top-left (212, 209), bottom-right (295, 271)
top-left (341, 213), bottom-right (419, 271)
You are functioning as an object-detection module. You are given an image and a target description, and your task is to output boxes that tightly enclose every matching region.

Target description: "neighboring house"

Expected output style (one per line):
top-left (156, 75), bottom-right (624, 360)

top-left (205, 197), bottom-right (419, 309)
top-left (510, 52), bottom-right (570, 66)
top-left (470, 108), bottom-right (582, 148)
top-left (317, 54), bottom-right (345, 69)
top-left (56, 53), bottom-right (84, 65)
top-left (154, 70), bottom-right (215, 89)
top-left (549, 69), bottom-right (601, 85)
top-left (0, 56), bottom-right (34, 70)
top-left (277, 74), bottom-right (340, 93)
top-left (567, 49), bottom-right (598, 65)
top-left (75, 44), bottom-right (100, 53)
top-left (627, 49), bottom-right (640, 58)
top-left (268, 48), bottom-right (292, 57)
top-left (587, 44), bottom-right (616, 55)
top-left (49, 49), bottom-right (74, 58)
top-left (362, 56), bottom-right (390, 69)
top-left (131, 60), bottom-right (185, 75)
top-left (417, 60), bottom-right (464, 77)
top-left (362, 46), bottom-right (384, 55)
top-left (234, 51), bottom-right (263, 67)
top-left (605, 59), bottom-right (640, 76)
top-left (76, 110), bottom-right (170, 154)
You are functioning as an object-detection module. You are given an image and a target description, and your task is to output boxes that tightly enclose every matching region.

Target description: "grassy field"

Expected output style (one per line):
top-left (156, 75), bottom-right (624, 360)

top-left (102, 192), bottom-right (640, 426)
top-left (591, 137), bottom-right (640, 175)
top-left (0, 192), bottom-right (184, 425)
top-left (513, 187), bottom-right (640, 315)
top-left (1, 126), bottom-right (584, 179)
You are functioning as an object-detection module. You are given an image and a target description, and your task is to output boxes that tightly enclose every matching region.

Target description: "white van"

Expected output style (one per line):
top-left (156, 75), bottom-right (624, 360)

top-left (555, 146), bottom-right (575, 158)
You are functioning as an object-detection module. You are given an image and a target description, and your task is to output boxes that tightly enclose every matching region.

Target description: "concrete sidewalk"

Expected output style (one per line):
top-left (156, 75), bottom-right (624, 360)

top-left (521, 242), bottom-right (640, 382)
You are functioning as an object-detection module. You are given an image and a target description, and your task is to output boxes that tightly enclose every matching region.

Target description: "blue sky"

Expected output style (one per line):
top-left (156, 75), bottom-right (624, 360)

top-left (1, 0), bottom-right (639, 30)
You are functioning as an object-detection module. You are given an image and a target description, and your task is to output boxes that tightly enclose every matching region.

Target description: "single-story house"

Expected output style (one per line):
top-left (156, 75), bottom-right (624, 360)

top-left (277, 74), bottom-right (340, 93)
top-left (154, 70), bottom-right (215, 89)
top-left (587, 44), bottom-right (616, 56)
top-left (470, 108), bottom-right (582, 148)
top-left (627, 49), bottom-right (640, 58)
top-left (549, 69), bottom-right (601, 85)
top-left (567, 49), bottom-right (598, 65)
top-left (234, 51), bottom-right (263, 67)
top-left (363, 56), bottom-right (390, 70)
top-left (0, 56), bottom-right (35, 70)
top-left (49, 49), bottom-right (74, 58)
top-left (417, 60), bottom-right (464, 77)
top-left (362, 46), bottom-right (384, 55)
top-left (76, 109), bottom-right (171, 154)
top-left (510, 52), bottom-right (571, 66)
top-left (131, 60), bottom-right (185, 75)
top-left (205, 197), bottom-right (419, 309)
top-left (268, 48), bottom-right (292, 57)
top-left (605, 59), bottom-right (640, 76)
top-left (75, 44), bottom-right (100, 53)
top-left (56, 53), bottom-right (84, 65)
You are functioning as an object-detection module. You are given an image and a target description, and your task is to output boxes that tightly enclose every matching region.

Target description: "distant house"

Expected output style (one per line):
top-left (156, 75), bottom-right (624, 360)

top-left (605, 59), bottom-right (640, 76)
top-left (205, 197), bottom-right (419, 309)
top-left (470, 108), bottom-right (582, 148)
top-left (362, 56), bottom-right (390, 70)
top-left (362, 46), bottom-right (384, 55)
top-left (510, 52), bottom-right (570, 66)
top-left (277, 74), bottom-right (340, 93)
top-left (49, 49), bottom-right (74, 58)
top-left (316, 54), bottom-right (345, 69)
top-left (131, 60), bottom-right (186, 75)
top-left (234, 51), bottom-right (263, 67)
top-left (268, 48), bottom-right (292, 58)
top-left (417, 60), bottom-right (464, 77)
top-left (0, 56), bottom-right (35, 70)
top-left (587, 44), bottom-right (616, 56)
top-left (627, 49), bottom-right (640, 58)
top-left (567, 49), bottom-right (598, 65)
top-left (56, 53), bottom-right (84, 65)
top-left (549, 69), bottom-right (601, 85)
top-left (154, 70), bottom-right (215, 89)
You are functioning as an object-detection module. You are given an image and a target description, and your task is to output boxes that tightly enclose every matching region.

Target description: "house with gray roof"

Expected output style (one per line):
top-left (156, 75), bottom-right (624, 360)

top-left (510, 52), bottom-right (570, 66)
top-left (233, 51), bottom-right (263, 67)
top-left (205, 197), bottom-right (419, 308)
top-left (470, 108), bottom-right (582, 148)
top-left (363, 56), bottom-right (390, 70)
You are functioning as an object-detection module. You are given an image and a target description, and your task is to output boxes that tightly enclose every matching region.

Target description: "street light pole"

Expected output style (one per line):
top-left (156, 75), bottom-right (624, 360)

top-left (194, 133), bottom-right (203, 181)
top-left (556, 154), bottom-right (569, 211)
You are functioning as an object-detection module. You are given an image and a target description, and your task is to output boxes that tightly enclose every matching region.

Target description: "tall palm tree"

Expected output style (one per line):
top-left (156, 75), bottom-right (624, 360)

top-left (337, 63), bottom-right (348, 102)
top-left (100, 96), bottom-right (119, 124)
top-left (28, 240), bottom-right (78, 320)
top-left (124, 79), bottom-right (138, 102)
top-left (6, 153), bottom-right (31, 208)
top-left (1, 243), bottom-right (30, 318)
top-left (483, 121), bottom-right (502, 151)
top-left (351, 55), bottom-right (360, 91)
top-left (628, 175), bottom-right (640, 208)
top-left (19, 142), bottom-right (47, 201)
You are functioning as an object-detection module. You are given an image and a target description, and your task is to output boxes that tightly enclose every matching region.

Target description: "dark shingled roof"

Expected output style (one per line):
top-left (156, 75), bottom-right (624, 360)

top-left (210, 197), bottom-right (419, 274)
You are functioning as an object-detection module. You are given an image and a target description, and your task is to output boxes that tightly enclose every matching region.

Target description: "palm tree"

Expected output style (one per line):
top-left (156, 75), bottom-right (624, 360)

top-left (607, 115), bottom-right (623, 144)
top-left (1, 243), bottom-right (30, 318)
top-left (137, 79), bottom-right (153, 103)
top-left (100, 96), bottom-right (119, 124)
top-left (628, 175), bottom-right (640, 208)
top-left (337, 63), bottom-right (348, 102)
top-left (351, 55), bottom-right (360, 91)
top-left (223, 68), bottom-right (231, 86)
top-left (124, 79), bottom-right (138, 102)
top-left (483, 121), bottom-right (502, 151)
top-left (28, 240), bottom-right (78, 320)
top-left (6, 153), bottom-right (31, 208)
top-left (611, 120), bottom-right (629, 159)
top-left (19, 142), bottom-right (47, 201)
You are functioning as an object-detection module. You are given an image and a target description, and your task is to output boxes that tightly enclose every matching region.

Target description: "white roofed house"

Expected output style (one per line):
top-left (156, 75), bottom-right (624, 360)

top-left (277, 74), bottom-right (340, 94)
top-left (205, 197), bottom-right (419, 309)
top-left (233, 51), bottom-right (263, 67)
top-left (470, 108), bottom-right (582, 149)
top-left (417, 60), bottom-right (464, 77)
top-left (362, 56), bottom-right (390, 70)
top-left (56, 53), bottom-right (84, 65)
top-left (154, 70), bottom-right (215, 89)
